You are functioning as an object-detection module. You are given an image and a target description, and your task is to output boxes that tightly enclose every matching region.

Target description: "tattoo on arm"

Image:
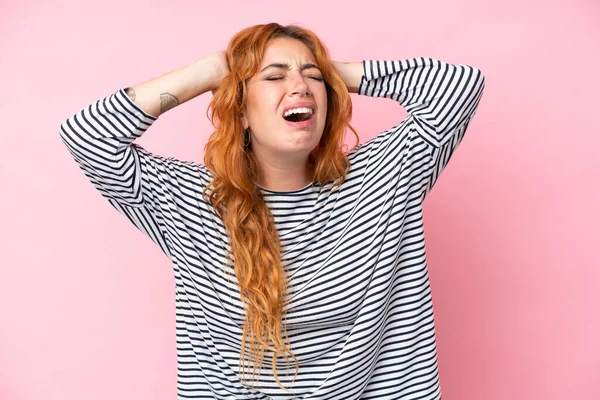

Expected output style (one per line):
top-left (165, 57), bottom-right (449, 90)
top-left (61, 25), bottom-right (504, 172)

top-left (160, 93), bottom-right (179, 113)
top-left (125, 87), bottom-right (136, 101)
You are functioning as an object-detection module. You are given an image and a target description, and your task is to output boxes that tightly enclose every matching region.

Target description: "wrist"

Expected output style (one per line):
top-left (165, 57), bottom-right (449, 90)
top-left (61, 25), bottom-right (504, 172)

top-left (332, 61), bottom-right (363, 93)
top-left (202, 51), bottom-right (228, 92)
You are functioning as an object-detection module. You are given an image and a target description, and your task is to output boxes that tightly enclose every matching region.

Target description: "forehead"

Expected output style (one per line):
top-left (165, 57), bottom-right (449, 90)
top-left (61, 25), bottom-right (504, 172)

top-left (260, 37), bottom-right (317, 66)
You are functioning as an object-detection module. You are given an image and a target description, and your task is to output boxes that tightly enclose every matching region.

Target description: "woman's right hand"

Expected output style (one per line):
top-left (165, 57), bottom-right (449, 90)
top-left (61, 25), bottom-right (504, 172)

top-left (208, 50), bottom-right (230, 94)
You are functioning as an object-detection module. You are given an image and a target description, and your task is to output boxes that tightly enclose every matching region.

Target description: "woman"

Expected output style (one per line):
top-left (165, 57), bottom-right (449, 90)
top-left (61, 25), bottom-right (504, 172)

top-left (60, 23), bottom-right (485, 400)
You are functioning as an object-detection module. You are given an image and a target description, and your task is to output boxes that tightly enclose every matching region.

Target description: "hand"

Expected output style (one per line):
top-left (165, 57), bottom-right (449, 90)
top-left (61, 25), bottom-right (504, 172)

top-left (208, 50), bottom-right (229, 94)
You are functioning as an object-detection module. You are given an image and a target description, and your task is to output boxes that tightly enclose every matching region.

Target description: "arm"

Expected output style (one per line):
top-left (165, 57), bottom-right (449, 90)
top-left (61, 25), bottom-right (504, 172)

top-left (356, 57), bottom-right (485, 148)
top-left (332, 61), bottom-right (363, 93)
top-left (59, 50), bottom-right (228, 206)
top-left (332, 57), bottom-right (486, 140)
top-left (346, 57), bottom-right (485, 199)
top-left (59, 51), bottom-right (228, 257)
top-left (125, 50), bottom-right (228, 117)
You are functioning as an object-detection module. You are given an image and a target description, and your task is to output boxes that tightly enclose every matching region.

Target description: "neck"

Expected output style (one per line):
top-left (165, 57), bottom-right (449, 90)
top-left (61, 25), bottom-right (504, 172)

top-left (254, 153), bottom-right (312, 192)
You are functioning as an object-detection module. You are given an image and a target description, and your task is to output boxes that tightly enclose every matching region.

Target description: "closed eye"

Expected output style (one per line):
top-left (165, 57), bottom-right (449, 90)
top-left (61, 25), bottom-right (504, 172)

top-left (265, 76), bottom-right (324, 82)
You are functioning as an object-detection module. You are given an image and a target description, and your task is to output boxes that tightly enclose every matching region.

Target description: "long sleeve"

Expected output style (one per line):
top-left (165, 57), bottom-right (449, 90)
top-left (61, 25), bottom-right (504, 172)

top-left (358, 57), bottom-right (486, 198)
top-left (59, 88), bottom-right (178, 258)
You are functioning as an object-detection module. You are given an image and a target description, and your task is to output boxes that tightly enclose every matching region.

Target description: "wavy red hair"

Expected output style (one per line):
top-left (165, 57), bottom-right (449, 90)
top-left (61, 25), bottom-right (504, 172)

top-left (202, 23), bottom-right (359, 390)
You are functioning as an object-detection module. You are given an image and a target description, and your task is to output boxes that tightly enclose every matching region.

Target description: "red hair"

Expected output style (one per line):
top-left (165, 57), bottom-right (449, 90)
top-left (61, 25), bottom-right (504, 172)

top-left (202, 23), bottom-right (359, 390)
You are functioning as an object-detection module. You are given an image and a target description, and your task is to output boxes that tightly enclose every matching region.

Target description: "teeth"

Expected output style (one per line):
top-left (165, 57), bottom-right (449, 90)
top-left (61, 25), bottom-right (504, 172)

top-left (283, 107), bottom-right (314, 117)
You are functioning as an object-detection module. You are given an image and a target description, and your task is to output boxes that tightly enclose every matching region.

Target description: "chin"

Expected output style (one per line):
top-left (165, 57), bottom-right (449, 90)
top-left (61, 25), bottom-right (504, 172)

top-left (277, 143), bottom-right (316, 156)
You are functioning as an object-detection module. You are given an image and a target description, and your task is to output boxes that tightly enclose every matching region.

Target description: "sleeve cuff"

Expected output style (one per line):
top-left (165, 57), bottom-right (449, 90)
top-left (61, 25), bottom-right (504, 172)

top-left (117, 87), bottom-right (159, 120)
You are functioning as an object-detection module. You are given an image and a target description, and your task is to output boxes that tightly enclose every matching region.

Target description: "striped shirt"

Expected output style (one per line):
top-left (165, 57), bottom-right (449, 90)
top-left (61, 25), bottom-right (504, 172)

top-left (60, 57), bottom-right (485, 399)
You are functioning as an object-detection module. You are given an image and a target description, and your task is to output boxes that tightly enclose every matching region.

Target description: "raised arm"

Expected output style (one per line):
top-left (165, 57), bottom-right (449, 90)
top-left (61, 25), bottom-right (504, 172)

top-left (355, 57), bottom-right (485, 148)
top-left (125, 50), bottom-right (229, 117)
top-left (59, 51), bottom-right (229, 205)
top-left (59, 51), bottom-right (229, 256)
top-left (336, 56), bottom-right (486, 199)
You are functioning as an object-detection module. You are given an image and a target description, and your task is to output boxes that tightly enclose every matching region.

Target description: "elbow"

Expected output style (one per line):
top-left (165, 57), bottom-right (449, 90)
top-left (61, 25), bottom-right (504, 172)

top-left (472, 66), bottom-right (486, 94)
top-left (59, 117), bottom-right (77, 152)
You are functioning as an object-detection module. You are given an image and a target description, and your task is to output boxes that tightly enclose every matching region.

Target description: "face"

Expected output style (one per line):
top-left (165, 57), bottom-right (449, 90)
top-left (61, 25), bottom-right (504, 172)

top-left (241, 37), bottom-right (328, 162)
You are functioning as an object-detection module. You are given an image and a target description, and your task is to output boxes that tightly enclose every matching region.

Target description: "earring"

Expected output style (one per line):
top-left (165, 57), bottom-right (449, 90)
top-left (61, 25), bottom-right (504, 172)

top-left (243, 128), bottom-right (251, 147)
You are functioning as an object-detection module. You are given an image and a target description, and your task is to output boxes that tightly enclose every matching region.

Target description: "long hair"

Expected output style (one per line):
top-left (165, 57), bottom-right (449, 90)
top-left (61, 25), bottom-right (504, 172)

top-left (202, 23), bottom-right (360, 390)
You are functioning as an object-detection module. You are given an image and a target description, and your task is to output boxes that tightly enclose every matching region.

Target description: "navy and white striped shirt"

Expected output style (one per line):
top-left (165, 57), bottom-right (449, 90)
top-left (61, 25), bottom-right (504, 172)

top-left (60, 57), bottom-right (485, 399)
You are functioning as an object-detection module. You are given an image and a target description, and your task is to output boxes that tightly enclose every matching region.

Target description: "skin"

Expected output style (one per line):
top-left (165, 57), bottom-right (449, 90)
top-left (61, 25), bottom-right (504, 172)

top-left (240, 37), bottom-right (328, 191)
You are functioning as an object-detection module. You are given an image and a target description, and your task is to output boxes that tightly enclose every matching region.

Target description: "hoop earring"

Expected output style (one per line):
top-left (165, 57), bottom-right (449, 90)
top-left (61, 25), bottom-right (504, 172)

top-left (243, 128), bottom-right (251, 147)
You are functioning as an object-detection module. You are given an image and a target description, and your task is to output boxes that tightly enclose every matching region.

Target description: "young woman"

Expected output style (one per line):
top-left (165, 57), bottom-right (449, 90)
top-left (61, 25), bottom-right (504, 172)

top-left (60, 22), bottom-right (485, 400)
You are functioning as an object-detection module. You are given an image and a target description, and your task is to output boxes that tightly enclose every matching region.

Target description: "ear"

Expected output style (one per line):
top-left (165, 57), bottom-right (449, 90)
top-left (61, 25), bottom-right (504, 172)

top-left (241, 111), bottom-right (249, 130)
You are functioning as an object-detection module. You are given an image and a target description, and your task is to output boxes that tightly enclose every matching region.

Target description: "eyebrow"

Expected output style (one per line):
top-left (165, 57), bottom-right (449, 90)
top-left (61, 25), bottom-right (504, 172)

top-left (259, 63), bottom-right (321, 73)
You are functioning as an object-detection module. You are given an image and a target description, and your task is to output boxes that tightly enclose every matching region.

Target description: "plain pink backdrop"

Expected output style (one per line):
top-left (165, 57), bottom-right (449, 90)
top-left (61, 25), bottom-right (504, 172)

top-left (1, 1), bottom-right (598, 399)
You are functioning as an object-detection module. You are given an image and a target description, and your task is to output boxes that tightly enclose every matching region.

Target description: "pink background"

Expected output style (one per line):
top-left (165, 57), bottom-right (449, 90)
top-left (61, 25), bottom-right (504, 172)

top-left (1, 1), bottom-right (599, 399)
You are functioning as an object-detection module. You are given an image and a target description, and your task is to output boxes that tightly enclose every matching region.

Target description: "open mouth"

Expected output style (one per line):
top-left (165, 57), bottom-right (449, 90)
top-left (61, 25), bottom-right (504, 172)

top-left (283, 107), bottom-right (314, 122)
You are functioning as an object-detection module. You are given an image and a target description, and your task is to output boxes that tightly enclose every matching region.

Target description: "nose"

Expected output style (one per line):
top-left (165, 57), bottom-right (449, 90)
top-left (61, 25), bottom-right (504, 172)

top-left (289, 70), bottom-right (310, 97)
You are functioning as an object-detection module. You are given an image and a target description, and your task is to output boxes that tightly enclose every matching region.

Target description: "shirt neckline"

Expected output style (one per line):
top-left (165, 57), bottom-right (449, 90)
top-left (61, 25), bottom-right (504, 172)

top-left (257, 181), bottom-right (319, 195)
